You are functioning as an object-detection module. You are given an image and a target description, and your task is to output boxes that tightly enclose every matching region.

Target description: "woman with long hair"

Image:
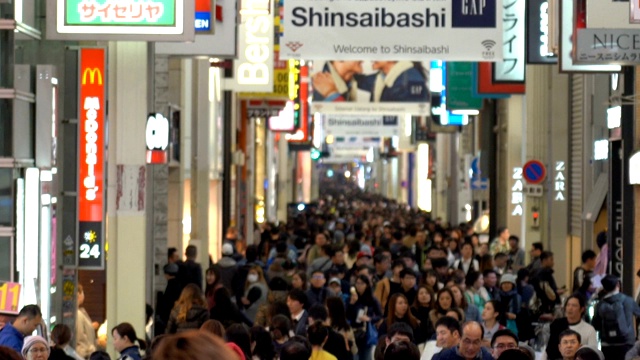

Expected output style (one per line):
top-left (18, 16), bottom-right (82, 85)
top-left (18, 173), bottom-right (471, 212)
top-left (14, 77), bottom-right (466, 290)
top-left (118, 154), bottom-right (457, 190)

top-left (326, 297), bottom-right (357, 357)
top-left (290, 271), bottom-right (308, 291)
top-left (241, 265), bottom-right (269, 323)
top-left (112, 323), bottom-right (146, 360)
top-left (347, 275), bottom-right (383, 360)
top-left (250, 326), bottom-right (276, 360)
top-left (76, 284), bottom-right (97, 358)
top-left (481, 300), bottom-right (505, 346)
top-left (205, 267), bottom-right (223, 311)
top-left (379, 293), bottom-right (420, 342)
top-left (464, 271), bottom-right (490, 313)
top-left (450, 284), bottom-right (481, 323)
top-left (209, 268), bottom-right (251, 328)
top-left (411, 285), bottom-right (435, 344)
top-left (165, 284), bottom-right (209, 334)
top-left (428, 288), bottom-right (460, 328)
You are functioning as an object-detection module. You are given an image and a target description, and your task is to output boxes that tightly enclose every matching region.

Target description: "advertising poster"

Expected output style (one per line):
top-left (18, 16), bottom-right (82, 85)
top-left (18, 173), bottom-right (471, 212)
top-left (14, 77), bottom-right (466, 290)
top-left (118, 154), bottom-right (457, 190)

top-left (323, 114), bottom-right (401, 137)
top-left (310, 61), bottom-right (430, 115)
top-left (280, 0), bottom-right (503, 61)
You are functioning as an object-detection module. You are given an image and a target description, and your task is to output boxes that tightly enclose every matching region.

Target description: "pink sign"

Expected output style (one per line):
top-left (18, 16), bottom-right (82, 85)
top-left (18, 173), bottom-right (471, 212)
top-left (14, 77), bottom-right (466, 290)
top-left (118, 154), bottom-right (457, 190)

top-left (0, 282), bottom-right (21, 315)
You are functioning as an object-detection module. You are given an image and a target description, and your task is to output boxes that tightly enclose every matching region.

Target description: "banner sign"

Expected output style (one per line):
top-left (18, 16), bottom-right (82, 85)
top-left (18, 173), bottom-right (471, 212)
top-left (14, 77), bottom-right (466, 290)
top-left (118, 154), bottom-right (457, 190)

top-left (280, 0), bottom-right (503, 61)
top-left (78, 48), bottom-right (106, 270)
top-left (559, 0), bottom-right (620, 72)
top-left (310, 60), bottom-right (430, 115)
top-left (47, 0), bottom-right (195, 41)
top-left (446, 62), bottom-right (483, 110)
top-left (494, 0), bottom-right (526, 81)
top-left (526, 0), bottom-right (557, 64)
top-left (233, 0), bottom-right (274, 92)
top-left (576, 28), bottom-right (640, 64)
top-left (324, 115), bottom-right (401, 137)
top-left (0, 282), bottom-right (21, 315)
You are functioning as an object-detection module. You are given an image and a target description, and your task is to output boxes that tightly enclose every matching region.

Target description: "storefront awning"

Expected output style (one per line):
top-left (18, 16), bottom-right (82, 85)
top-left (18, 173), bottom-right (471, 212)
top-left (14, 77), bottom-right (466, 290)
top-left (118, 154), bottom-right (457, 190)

top-left (583, 173), bottom-right (607, 222)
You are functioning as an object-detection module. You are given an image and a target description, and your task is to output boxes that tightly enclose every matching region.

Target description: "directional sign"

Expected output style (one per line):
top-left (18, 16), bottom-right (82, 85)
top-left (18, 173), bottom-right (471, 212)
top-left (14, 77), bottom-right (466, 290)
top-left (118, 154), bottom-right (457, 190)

top-left (522, 160), bottom-right (546, 185)
top-left (471, 177), bottom-right (489, 190)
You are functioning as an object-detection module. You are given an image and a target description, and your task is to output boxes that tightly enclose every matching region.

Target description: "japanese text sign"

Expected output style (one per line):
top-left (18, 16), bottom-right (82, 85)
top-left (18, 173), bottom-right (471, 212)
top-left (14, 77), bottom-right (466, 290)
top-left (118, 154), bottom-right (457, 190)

top-left (47, 0), bottom-right (195, 41)
top-left (494, 0), bottom-right (525, 81)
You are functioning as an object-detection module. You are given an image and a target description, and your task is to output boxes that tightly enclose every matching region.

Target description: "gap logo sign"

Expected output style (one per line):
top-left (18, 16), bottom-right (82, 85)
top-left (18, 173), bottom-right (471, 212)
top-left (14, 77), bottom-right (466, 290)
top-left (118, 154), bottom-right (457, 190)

top-left (452, 0), bottom-right (496, 28)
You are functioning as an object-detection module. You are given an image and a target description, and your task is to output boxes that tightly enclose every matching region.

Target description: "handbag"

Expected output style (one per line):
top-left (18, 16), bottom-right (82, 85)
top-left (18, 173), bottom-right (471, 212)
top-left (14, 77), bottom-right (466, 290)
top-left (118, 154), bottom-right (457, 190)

top-left (365, 321), bottom-right (378, 346)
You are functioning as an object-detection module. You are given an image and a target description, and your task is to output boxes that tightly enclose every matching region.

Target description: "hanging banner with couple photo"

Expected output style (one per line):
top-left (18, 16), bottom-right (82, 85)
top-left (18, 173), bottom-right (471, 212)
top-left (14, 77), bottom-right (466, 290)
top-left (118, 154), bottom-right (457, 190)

top-left (280, 0), bottom-right (503, 61)
top-left (310, 60), bottom-right (430, 115)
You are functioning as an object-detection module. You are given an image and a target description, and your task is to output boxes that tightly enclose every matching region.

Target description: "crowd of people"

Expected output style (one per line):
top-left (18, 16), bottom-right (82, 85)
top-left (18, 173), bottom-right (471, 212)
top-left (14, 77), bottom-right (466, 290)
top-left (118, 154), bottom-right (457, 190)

top-left (1, 183), bottom-right (640, 360)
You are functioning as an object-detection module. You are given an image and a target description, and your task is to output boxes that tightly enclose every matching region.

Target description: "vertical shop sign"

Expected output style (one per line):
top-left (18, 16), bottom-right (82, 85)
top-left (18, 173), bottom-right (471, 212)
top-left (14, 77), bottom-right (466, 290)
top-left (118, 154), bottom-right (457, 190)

top-left (234, 0), bottom-right (274, 92)
top-left (554, 161), bottom-right (566, 201)
top-left (526, 0), bottom-right (557, 64)
top-left (494, 0), bottom-right (525, 81)
top-left (78, 48), bottom-right (105, 270)
top-left (511, 167), bottom-right (523, 216)
top-left (608, 140), bottom-right (623, 279)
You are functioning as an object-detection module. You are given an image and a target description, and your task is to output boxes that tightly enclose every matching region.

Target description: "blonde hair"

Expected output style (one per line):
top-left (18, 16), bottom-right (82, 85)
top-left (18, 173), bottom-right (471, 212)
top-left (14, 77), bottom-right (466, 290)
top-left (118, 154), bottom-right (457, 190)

top-left (175, 284), bottom-right (207, 322)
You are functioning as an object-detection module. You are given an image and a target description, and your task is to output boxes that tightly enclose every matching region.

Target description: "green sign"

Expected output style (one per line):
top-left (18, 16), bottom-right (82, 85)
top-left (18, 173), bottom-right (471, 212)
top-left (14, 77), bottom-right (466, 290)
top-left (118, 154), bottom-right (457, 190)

top-left (446, 62), bottom-right (483, 111)
top-left (65, 0), bottom-right (176, 26)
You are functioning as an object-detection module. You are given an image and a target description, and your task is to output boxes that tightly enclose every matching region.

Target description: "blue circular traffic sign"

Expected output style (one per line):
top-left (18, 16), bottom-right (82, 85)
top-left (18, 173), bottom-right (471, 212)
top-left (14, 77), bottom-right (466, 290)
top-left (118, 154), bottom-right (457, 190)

top-left (523, 160), bottom-right (546, 184)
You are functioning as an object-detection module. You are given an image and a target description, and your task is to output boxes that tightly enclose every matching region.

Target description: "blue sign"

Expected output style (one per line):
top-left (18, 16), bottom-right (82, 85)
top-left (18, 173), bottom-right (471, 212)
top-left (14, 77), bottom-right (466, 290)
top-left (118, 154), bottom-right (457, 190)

top-left (195, 12), bottom-right (212, 32)
top-left (471, 177), bottom-right (489, 190)
top-left (470, 157), bottom-right (480, 176)
top-left (452, 0), bottom-right (497, 28)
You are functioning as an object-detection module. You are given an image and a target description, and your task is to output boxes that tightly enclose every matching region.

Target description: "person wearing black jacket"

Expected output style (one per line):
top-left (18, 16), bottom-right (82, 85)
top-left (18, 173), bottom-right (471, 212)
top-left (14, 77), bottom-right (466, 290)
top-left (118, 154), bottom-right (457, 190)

top-left (183, 245), bottom-right (203, 289)
top-left (308, 304), bottom-right (352, 360)
top-left (157, 263), bottom-right (184, 332)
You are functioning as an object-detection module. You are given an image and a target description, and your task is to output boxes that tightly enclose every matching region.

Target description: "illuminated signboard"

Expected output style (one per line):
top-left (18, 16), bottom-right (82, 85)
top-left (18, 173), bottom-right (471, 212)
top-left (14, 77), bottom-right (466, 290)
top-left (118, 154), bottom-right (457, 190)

top-left (78, 48), bottom-right (106, 269)
top-left (146, 113), bottom-right (170, 164)
top-left (511, 167), bottom-right (524, 216)
top-left (47, 0), bottom-right (195, 41)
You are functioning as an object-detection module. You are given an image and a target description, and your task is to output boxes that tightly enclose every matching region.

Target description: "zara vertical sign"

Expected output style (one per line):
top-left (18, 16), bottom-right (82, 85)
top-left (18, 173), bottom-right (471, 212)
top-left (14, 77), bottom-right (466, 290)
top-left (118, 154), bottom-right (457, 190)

top-left (78, 48), bottom-right (106, 269)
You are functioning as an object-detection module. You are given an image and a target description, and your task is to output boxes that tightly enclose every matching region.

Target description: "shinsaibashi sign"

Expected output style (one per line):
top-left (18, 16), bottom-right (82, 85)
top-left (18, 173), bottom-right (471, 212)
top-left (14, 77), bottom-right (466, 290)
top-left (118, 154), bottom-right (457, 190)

top-left (280, 0), bottom-right (503, 61)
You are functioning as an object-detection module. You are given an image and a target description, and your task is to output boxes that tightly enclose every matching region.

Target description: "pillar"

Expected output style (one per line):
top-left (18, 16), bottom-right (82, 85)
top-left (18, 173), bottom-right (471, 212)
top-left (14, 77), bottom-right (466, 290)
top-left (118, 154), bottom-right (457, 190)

top-left (190, 59), bottom-right (216, 269)
top-left (106, 42), bottom-right (148, 352)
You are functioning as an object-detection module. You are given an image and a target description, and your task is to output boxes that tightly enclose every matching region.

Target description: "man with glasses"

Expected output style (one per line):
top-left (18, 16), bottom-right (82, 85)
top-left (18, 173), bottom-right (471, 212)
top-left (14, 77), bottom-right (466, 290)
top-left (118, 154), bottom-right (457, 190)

top-left (0, 305), bottom-right (42, 354)
top-left (433, 321), bottom-right (493, 360)
top-left (490, 329), bottom-right (518, 359)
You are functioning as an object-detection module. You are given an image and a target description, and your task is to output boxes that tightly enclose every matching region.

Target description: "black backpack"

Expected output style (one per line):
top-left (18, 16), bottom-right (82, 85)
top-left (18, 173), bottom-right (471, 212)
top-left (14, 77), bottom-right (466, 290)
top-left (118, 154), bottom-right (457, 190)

top-left (598, 295), bottom-right (631, 343)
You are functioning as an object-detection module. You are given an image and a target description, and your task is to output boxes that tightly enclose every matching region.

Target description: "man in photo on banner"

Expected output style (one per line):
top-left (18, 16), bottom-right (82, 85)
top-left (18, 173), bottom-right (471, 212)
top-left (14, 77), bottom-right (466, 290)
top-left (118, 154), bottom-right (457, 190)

top-left (356, 61), bottom-right (429, 102)
top-left (312, 61), bottom-right (363, 101)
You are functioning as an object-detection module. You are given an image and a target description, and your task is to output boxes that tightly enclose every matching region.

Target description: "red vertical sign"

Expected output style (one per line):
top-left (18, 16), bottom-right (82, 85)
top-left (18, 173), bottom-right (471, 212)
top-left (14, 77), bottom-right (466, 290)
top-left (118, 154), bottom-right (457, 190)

top-left (78, 48), bottom-right (105, 223)
top-left (78, 48), bottom-right (106, 269)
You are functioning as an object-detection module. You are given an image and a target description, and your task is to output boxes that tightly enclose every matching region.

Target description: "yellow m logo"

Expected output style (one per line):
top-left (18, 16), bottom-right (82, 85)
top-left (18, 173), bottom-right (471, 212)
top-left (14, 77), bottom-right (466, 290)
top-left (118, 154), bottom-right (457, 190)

top-left (82, 68), bottom-right (103, 85)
